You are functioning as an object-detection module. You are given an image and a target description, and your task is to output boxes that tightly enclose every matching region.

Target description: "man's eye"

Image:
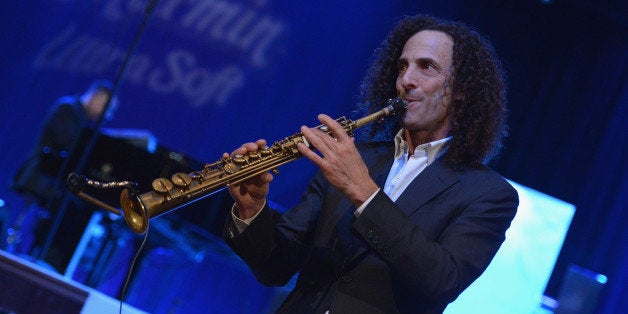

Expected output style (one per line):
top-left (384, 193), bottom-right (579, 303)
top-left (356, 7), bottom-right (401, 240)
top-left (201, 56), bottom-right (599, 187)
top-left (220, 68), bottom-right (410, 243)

top-left (398, 63), bottom-right (408, 73)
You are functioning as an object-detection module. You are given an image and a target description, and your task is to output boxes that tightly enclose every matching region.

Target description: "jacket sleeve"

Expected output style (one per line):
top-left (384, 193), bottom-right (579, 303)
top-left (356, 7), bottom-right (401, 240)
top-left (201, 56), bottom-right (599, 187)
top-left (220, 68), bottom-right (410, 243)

top-left (223, 171), bottom-right (329, 286)
top-left (351, 178), bottom-right (518, 304)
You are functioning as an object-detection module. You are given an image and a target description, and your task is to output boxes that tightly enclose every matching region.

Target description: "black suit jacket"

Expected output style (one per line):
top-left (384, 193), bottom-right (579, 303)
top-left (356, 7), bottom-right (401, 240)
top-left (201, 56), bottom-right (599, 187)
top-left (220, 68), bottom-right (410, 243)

top-left (225, 142), bottom-right (518, 313)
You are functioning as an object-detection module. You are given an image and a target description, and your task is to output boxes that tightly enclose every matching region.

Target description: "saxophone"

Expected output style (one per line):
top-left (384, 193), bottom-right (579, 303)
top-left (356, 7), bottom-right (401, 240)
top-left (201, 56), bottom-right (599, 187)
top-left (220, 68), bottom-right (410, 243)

top-left (68, 98), bottom-right (406, 234)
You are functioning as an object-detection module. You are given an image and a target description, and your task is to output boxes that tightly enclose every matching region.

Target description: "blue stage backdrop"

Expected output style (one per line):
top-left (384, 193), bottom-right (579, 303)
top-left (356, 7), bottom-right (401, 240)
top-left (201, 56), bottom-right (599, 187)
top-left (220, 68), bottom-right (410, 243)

top-left (0, 0), bottom-right (412, 207)
top-left (0, 1), bottom-right (626, 314)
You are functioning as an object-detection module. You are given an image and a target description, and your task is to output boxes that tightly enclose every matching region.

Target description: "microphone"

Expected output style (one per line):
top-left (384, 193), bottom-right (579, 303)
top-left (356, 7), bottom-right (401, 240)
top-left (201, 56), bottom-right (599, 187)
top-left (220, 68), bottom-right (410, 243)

top-left (66, 172), bottom-right (121, 215)
top-left (66, 172), bottom-right (87, 194)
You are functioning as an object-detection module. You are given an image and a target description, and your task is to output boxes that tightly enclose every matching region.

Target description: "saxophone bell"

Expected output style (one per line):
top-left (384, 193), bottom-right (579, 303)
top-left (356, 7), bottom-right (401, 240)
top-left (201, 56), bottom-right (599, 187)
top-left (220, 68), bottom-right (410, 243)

top-left (120, 188), bottom-right (148, 234)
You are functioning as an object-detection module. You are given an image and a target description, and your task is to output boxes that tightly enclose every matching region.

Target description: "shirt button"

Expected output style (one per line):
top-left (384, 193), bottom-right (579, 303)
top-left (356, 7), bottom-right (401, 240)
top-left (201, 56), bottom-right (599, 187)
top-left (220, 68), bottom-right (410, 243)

top-left (341, 275), bottom-right (353, 283)
top-left (366, 230), bottom-right (374, 239)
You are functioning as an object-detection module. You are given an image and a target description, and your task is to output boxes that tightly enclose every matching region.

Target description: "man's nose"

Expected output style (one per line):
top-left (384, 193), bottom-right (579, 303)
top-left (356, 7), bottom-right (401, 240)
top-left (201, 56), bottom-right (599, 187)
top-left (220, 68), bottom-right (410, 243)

top-left (399, 69), bottom-right (417, 91)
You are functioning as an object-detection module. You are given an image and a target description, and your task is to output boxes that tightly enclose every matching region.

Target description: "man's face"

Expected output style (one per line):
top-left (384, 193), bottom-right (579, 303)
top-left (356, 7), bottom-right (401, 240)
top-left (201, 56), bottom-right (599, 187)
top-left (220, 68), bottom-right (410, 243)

top-left (396, 30), bottom-right (454, 138)
top-left (86, 90), bottom-right (110, 121)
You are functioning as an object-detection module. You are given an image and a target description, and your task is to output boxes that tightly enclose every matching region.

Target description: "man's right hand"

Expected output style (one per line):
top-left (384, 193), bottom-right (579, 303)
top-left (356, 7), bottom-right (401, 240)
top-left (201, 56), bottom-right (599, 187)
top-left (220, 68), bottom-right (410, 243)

top-left (223, 139), bottom-right (273, 219)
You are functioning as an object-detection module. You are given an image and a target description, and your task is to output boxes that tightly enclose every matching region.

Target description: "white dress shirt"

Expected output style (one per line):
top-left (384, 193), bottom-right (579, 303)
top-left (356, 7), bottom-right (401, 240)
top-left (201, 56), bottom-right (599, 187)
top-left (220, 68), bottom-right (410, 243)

top-left (354, 131), bottom-right (450, 216)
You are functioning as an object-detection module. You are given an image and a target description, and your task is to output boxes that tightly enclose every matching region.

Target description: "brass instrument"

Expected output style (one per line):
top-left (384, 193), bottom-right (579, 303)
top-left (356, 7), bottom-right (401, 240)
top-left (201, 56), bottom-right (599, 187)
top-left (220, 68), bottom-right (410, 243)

top-left (68, 98), bottom-right (406, 234)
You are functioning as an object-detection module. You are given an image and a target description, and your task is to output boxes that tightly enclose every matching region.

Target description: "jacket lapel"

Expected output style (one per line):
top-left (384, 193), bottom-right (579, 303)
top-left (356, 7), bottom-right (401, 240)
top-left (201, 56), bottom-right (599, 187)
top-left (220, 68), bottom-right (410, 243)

top-left (342, 151), bottom-right (458, 269)
top-left (394, 159), bottom-right (459, 216)
top-left (372, 157), bottom-right (394, 188)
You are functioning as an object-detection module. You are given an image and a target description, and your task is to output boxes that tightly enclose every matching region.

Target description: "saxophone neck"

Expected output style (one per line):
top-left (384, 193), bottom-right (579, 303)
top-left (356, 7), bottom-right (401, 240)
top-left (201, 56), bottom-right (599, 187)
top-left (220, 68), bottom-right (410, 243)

top-left (354, 97), bottom-right (407, 129)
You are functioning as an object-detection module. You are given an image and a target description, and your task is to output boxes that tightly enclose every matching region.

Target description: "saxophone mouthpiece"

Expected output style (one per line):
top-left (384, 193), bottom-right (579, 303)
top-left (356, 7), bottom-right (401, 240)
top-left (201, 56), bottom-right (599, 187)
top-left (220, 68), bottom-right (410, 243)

top-left (386, 97), bottom-right (408, 114)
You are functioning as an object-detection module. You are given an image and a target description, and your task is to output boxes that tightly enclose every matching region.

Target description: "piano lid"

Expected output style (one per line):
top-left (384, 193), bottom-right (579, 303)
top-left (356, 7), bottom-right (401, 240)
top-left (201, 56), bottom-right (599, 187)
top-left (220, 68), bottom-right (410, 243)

top-left (65, 128), bottom-right (203, 208)
top-left (100, 128), bottom-right (158, 153)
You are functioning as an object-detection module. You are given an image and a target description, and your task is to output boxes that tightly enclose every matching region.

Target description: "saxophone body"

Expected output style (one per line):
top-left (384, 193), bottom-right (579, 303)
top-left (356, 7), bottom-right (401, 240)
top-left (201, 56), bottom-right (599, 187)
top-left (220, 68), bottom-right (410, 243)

top-left (115, 98), bottom-right (406, 234)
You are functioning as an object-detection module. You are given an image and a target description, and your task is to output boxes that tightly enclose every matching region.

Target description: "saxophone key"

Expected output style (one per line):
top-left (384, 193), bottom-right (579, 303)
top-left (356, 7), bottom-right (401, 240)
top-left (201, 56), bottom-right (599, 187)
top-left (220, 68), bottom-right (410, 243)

top-left (171, 173), bottom-right (193, 189)
top-left (190, 171), bottom-right (203, 182)
top-left (152, 178), bottom-right (174, 194)
top-left (233, 154), bottom-right (247, 164)
top-left (260, 146), bottom-right (271, 156)
top-left (223, 162), bottom-right (239, 174)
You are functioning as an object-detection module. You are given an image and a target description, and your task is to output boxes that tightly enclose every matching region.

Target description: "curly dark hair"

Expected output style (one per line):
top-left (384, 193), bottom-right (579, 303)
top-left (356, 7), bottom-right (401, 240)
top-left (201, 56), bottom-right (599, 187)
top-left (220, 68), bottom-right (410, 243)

top-left (355, 15), bottom-right (508, 166)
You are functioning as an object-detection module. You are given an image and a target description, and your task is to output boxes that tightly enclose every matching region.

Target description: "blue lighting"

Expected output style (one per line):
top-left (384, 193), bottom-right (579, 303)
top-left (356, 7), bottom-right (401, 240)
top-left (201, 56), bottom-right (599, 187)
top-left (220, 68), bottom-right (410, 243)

top-left (569, 264), bottom-right (608, 285)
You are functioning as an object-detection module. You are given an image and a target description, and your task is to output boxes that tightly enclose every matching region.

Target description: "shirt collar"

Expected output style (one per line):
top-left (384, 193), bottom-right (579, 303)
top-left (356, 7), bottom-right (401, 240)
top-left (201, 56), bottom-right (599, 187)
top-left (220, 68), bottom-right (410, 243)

top-left (393, 129), bottom-right (451, 162)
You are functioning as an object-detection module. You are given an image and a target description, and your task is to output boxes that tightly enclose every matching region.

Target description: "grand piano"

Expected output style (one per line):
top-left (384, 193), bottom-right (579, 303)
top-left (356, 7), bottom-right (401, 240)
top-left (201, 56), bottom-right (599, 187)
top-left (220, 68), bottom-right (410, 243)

top-left (36, 128), bottom-right (233, 288)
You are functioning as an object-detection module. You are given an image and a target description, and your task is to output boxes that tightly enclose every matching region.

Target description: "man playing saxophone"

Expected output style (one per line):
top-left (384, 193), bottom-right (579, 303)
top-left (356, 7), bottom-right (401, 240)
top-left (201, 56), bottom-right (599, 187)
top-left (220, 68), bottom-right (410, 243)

top-left (223, 14), bottom-right (518, 313)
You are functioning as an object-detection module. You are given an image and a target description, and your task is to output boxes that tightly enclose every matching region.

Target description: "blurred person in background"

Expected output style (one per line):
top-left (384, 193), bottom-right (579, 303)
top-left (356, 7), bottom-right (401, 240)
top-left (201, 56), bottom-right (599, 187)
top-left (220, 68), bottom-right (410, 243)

top-left (7, 79), bottom-right (118, 270)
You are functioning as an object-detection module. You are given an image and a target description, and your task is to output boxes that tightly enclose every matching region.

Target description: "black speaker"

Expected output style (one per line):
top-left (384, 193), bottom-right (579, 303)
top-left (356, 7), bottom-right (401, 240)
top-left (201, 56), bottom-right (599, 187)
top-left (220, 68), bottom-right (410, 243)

top-left (0, 250), bottom-right (87, 314)
top-left (0, 250), bottom-right (147, 314)
top-left (554, 264), bottom-right (607, 314)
